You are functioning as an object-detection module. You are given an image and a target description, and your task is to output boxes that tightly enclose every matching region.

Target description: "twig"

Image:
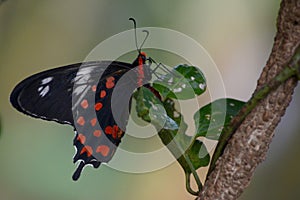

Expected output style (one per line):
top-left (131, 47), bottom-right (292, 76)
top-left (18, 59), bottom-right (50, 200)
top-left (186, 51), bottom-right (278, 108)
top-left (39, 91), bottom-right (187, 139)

top-left (198, 0), bottom-right (300, 199)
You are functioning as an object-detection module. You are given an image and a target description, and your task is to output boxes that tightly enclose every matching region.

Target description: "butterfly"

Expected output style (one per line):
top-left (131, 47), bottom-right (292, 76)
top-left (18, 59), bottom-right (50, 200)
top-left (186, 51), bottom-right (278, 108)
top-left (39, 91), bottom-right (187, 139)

top-left (10, 18), bottom-right (160, 180)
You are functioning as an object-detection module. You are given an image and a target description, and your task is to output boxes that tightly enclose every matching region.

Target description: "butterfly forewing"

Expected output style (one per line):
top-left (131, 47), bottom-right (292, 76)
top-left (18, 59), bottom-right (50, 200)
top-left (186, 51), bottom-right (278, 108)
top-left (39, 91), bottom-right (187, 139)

top-left (10, 61), bottom-right (133, 125)
top-left (10, 63), bottom-right (81, 125)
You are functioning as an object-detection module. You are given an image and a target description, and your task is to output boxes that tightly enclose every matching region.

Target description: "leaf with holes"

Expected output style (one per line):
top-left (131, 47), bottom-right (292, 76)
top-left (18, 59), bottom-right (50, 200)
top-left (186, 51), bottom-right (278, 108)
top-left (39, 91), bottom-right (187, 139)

top-left (194, 98), bottom-right (245, 140)
top-left (153, 64), bottom-right (206, 100)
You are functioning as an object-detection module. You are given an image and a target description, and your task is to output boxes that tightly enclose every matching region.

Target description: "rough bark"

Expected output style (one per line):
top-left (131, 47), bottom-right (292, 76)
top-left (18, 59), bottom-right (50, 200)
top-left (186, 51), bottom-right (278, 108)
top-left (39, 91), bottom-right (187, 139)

top-left (198, 1), bottom-right (300, 199)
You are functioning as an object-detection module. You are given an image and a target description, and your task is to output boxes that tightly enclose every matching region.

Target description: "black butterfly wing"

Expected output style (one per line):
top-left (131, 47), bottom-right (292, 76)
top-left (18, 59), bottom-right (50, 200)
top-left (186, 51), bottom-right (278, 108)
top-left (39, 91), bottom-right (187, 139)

top-left (10, 60), bottom-right (138, 180)
top-left (10, 63), bottom-right (77, 125)
top-left (10, 61), bottom-right (132, 125)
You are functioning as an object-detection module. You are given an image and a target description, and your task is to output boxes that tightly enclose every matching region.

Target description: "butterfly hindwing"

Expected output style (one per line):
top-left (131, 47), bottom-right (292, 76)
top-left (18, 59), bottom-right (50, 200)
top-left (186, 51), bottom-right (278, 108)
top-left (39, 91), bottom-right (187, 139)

top-left (71, 64), bottom-right (146, 180)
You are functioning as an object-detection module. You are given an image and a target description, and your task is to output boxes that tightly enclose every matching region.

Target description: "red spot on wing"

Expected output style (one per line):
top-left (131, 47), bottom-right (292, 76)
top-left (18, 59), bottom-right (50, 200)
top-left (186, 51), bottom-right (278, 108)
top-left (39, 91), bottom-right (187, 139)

top-left (105, 125), bottom-right (119, 139)
top-left (80, 145), bottom-right (93, 157)
top-left (105, 126), bottom-right (112, 134)
top-left (90, 118), bottom-right (97, 126)
top-left (77, 116), bottom-right (85, 126)
top-left (77, 133), bottom-right (86, 144)
top-left (117, 129), bottom-right (124, 138)
top-left (93, 130), bottom-right (102, 137)
top-left (96, 145), bottom-right (110, 157)
top-left (91, 85), bottom-right (97, 92)
top-left (100, 90), bottom-right (106, 98)
top-left (106, 82), bottom-right (115, 89)
top-left (80, 99), bottom-right (89, 109)
top-left (106, 76), bottom-right (115, 89)
top-left (95, 102), bottom-right (103, 111)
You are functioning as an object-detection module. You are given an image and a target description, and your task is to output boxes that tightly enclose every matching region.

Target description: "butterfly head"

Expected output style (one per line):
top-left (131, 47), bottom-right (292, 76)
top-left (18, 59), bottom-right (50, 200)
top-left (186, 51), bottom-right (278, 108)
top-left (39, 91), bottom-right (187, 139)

top-left (138, 51), bottom-right (147, 64)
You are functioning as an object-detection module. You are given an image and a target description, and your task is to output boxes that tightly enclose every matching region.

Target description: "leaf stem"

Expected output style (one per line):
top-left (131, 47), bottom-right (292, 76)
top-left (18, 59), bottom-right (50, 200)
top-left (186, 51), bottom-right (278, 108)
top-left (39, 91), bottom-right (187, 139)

top-left (185, 172), bottom-right (198, 195)
top-left (169, 131), bottom-right (203, 194)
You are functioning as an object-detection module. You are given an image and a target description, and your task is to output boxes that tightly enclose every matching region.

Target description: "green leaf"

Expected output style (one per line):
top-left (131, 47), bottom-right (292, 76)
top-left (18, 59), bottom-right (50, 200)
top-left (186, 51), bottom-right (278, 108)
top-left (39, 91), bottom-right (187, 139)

top-left (153, 64), bottom-right (206, 100)
top-left (134, 87), bottom-right (179, 130)
top-left (178, 139), bottom-right (210, 173)
top-left (194, 98), bottom-right (245, 140)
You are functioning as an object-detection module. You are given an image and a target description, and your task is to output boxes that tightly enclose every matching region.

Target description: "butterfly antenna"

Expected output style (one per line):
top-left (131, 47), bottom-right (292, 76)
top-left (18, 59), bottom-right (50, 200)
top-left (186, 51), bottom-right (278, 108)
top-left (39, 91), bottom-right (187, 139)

top-left (139, 30), bottom-right (149, 50)
top-left (129, 17), bottom-right (140, 53)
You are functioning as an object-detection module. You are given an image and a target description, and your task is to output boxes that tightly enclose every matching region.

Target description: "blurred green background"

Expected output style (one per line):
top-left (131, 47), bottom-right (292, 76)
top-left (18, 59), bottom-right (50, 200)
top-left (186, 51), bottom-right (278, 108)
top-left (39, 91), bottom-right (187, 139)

top-left (1, 0), bottom-right (300, 199)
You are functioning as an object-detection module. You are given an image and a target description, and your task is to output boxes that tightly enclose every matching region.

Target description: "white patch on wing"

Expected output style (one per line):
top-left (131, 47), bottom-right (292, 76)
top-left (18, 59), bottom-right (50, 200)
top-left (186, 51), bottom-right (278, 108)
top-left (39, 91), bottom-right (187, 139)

top-left (38, 77), bottom-right (54, 97)
top-left (73, 85), bottom-right (87, 96)
top-left (41, 77), bottom-right (53, 85)
top-left (39, 85), bottom-right (50, 97)
top-left (74, 67), bottom-right (94, 84)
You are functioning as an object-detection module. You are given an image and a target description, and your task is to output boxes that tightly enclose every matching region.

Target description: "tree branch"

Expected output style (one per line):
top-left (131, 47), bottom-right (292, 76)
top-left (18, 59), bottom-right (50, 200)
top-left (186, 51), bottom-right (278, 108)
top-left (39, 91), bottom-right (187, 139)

top-left (198, 1), bottom-right (300, 199)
